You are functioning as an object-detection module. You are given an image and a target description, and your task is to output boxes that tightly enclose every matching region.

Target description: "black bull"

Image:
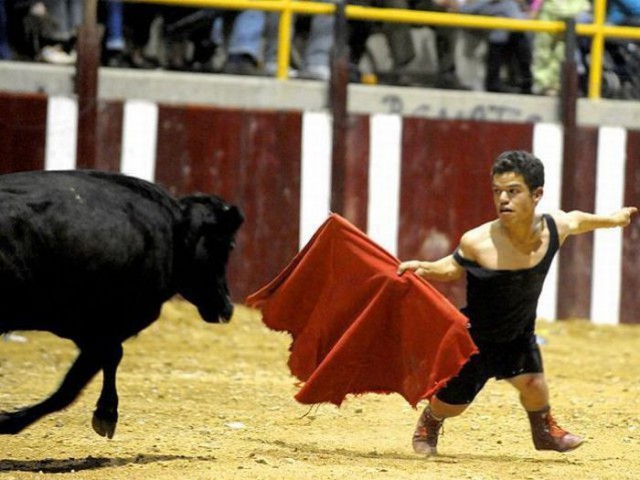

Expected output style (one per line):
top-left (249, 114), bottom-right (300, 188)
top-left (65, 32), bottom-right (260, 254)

top-left (0, 170), bottom-right (244, 438)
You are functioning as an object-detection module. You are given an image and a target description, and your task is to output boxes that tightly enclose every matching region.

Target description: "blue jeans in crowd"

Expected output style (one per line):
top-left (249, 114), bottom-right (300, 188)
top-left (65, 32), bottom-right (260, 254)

top-left (460, 0), bottom-right (527, 43)
top-left (42, 0), bottom-right (84, 42)
top-left (0, 0), bottom-right (10, 59)
top-left (105, 0), bottom-right (125, 51)
top-left (224, 9), bottom-right (265, 61)
top-left (264, 1), bottom-right (334, 78)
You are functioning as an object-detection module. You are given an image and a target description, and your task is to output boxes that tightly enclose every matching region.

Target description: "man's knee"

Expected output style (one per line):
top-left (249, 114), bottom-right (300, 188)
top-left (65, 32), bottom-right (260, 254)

top-left (431, 396), bottom-right (469, 418)
top-left (515, 374), bottom-right (547, 394)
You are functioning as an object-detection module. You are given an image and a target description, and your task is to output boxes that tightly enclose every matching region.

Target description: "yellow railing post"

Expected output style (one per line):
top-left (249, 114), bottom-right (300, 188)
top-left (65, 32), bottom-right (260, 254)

top-left (589, 0), bottom-right (608, 99)
top-left (277, 0), bottom-right (293, 80)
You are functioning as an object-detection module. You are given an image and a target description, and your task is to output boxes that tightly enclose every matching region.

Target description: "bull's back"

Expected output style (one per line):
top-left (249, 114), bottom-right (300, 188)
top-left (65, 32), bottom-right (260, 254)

top-left (0, 171), bottom-right (182, 335)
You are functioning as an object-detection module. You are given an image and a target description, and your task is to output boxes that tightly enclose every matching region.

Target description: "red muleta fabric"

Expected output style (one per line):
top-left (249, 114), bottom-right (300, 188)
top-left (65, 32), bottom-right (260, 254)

top-left (246, 214), bottom-right (478, 408)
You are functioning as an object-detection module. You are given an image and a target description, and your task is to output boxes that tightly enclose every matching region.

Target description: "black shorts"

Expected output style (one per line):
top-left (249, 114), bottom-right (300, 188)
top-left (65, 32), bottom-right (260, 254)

top-left (435, 333), bottom-right (543, 405)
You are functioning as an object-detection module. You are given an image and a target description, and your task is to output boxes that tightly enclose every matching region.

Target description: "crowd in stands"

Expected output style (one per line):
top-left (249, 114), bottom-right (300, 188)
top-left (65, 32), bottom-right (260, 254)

top-left (1, 0), bottom-right (640, 97)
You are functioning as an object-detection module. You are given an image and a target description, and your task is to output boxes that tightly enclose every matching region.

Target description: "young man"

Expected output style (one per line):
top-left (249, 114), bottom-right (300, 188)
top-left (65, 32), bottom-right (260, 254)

top-left (397, 150), bottom-right (637, 455)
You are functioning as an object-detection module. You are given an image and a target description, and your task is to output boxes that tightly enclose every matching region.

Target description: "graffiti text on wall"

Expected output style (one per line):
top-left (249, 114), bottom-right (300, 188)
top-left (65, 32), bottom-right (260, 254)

top-left (381, 95), bottom-right (544, 123)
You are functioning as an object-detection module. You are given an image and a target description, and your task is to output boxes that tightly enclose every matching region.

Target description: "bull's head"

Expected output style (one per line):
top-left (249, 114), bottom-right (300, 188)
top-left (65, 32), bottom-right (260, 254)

top-left (178, 195), bottom-right (244, 323)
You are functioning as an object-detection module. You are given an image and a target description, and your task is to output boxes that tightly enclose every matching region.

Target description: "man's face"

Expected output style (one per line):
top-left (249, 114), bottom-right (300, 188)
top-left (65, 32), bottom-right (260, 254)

top-left (492, 172), bottom-right (542, 223)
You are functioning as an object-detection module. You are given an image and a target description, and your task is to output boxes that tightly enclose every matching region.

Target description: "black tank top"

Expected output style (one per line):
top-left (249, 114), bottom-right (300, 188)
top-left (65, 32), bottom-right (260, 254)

top-left (453, 214), bottom-right (559, 343)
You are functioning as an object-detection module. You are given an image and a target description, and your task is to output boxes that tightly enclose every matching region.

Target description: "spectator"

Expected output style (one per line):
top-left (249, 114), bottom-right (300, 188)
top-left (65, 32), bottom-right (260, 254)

top-left (101, 0), bottom-right (126, 67)
top-left (38, 0), bottom-right (83, 65)
top-left (162, 7), bottom-right (217, 71)
top-left (413, 0), bottom-right (468, 88)
top-left (15, 1), bottom-right (57, 61)
top-left (531, 0), bottom-right (591, 96)
top-left (263, 1), bottom-right (335, 80)
top-left (263, 0), bottom-right (439, 84)
top-left (441, 0), bottom-right (533, 93)
top-left (0, 0), bottom-right (10, 59)
top-left (119, 3), bottom-right (162, 68)
top-left (346, 0), bottom-right (417, 85)
top-left (350, 1), bottom-right (475, 88)
top-left (160, 8), bottom-right (265, 73)
top-left (221, 10), bottom-right (266, 75)
top-left (607, 0), bottom-right (640, 25)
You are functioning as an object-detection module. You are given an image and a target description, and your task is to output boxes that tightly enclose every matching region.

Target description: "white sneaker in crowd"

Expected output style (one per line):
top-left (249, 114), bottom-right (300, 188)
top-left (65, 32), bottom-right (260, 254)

top-left (264, 61), bottom-right (299, 78)
top-left (40, 44), bottom-right (76, 65)
top-left (299, 64), bottom-right (330, 81)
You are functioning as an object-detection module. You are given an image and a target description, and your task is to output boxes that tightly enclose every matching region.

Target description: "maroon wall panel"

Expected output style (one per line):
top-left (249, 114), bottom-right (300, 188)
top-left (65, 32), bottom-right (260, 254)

top-left (556, 126), bottom-right (598, 319)
top-left (344, 114), bottom-right (370, 232)
top-left (620, 129), bottom-right (640, 324)
top-left (233, 110), bottom-right (302, 301)
top-left (154, 106), bottom-right (302, 301)
top-left (0, 92), bottom-right (46, 174)
top-left (155, 105), bottom-right (191, 195)
top-left (94, 100), bottom-right (124, 172)
top-left (398, 118), bottom-right (533, 306)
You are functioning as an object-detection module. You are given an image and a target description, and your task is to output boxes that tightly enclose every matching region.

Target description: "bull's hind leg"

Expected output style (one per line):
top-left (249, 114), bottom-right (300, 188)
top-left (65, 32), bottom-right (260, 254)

top-left (0, 349), bottom-right (102, 434)
top-left (92, 344), bottom-right (123, 439)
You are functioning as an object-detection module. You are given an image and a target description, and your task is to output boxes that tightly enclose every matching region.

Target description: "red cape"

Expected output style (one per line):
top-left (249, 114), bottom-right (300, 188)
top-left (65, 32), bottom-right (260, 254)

top-left (246, 214), bottom-right (478, 407)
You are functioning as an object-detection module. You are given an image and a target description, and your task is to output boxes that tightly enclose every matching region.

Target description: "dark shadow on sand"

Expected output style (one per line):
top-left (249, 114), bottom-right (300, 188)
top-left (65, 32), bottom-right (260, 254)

top-left (251, 437), bottom-right (580, 465)
top-left (0, 453), bottom-right (216, 473)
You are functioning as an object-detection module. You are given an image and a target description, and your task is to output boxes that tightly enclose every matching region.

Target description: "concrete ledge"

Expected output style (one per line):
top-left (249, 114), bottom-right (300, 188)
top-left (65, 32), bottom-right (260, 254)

top-left (1, 61), bottom-right (638, 128)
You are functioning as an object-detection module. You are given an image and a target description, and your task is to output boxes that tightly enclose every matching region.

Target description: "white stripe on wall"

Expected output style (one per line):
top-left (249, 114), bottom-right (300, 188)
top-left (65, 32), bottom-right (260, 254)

top-left (591, 126), bottom-right (626, 325)
top-left (121, 100), bottom-right (158, 182)
top-left (533, 122), bottom-right (563, 322)
top-left (367, 114), bottom-right (402, 256)
top-left (45, 96), bottom-right (77, 171)
top-left (299, 111), bottom-right (332, 249)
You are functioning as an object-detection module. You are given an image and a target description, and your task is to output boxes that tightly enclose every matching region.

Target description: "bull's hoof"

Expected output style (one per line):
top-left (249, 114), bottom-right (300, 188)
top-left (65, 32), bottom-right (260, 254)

top-left (92, 412), bottom-right (117, 439)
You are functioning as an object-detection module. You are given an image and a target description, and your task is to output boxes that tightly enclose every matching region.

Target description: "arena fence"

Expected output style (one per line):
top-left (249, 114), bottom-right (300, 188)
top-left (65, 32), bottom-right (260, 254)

top-left (2, 2), bottom-right (639, 326)
top-left (1, 89), bottom-right (638, 325)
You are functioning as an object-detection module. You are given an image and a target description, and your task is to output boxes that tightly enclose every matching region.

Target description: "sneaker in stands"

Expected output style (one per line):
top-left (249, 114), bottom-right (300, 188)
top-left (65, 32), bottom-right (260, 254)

top-left (299, 64), bottom-right (330, 81)
top-left (264, 61), bottom-right (298, 78)
top-left (222, 54), bottom-right (259, 76)
top-left (40, 44), bottom-right (75, 65)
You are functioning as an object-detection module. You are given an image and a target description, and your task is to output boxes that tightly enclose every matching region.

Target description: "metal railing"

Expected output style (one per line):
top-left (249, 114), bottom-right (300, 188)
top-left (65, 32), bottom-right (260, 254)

top-left (127, 0), bottom-right (640, 100)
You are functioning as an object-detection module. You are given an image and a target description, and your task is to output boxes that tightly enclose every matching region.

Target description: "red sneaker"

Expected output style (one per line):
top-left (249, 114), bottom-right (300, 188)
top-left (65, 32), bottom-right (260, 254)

top-left (412, 407), bottom-right (443, 455)
top-left (527, 407), bottom-right (584, 452)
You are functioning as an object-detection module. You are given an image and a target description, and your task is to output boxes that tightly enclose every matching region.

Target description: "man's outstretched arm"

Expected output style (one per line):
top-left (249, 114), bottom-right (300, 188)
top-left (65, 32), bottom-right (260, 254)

top-left (558, 206), bottom-right (638, 238)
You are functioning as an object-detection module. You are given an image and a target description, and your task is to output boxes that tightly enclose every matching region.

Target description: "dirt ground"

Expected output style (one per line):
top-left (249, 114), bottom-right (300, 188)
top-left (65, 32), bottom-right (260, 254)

top-left (1, 299), bottom-right (640, 480)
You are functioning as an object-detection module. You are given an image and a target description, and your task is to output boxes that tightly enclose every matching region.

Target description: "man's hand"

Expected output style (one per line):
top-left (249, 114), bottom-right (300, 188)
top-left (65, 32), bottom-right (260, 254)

top-left (612, 206), bottom-right (638, 227)
top-left (397, 255), bottom-right (463, 282)
top-left (397, 260), bottom-right (422, 276)
top-left (560, 206), bottom-right (639, 237)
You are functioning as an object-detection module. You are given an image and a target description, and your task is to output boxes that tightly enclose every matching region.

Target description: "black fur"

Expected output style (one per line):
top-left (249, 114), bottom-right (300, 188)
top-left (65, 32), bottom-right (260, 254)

top-left (0, 170), bottom-right (243, 437)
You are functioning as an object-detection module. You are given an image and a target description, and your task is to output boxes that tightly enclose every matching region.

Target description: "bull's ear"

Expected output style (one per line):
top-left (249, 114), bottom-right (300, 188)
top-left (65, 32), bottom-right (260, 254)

top-left (181, 197), bottom-right (207, 228)
top-left (220, 205), bottom-right (244, 234)
top-left (179, 195), bottom-right (243, 237)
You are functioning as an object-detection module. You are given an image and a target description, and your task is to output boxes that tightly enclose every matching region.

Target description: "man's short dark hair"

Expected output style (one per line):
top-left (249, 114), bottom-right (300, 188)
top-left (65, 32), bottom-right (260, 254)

top-left (491, 150), bottom-right (545, 191)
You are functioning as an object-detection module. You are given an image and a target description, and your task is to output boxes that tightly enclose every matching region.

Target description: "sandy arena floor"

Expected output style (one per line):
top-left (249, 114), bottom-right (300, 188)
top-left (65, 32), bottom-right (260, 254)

top-left (1, 299), bottom-right (640, 480)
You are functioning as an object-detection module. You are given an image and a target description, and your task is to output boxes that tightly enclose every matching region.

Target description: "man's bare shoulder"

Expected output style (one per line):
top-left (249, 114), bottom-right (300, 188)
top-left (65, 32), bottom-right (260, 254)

top-left (544, 210), bottom-right (571, 240)
top-left (459, 220), bottom-right (495, 261)
top-left (461, 220), bottom-right (495, 242)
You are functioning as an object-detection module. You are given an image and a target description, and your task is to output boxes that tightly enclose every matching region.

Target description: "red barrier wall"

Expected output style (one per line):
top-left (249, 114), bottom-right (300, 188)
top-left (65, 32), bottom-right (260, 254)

top-left (1, 91), bottom-right (638, 324)
top-left (0, 92), bottom-right (47, 173)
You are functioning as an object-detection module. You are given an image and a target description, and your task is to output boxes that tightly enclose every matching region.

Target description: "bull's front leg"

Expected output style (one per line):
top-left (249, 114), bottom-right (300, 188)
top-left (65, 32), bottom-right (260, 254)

top-left (0, 349), bottom-right (102, 434)
top-left (91, 344), bottom-right (123, 439)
